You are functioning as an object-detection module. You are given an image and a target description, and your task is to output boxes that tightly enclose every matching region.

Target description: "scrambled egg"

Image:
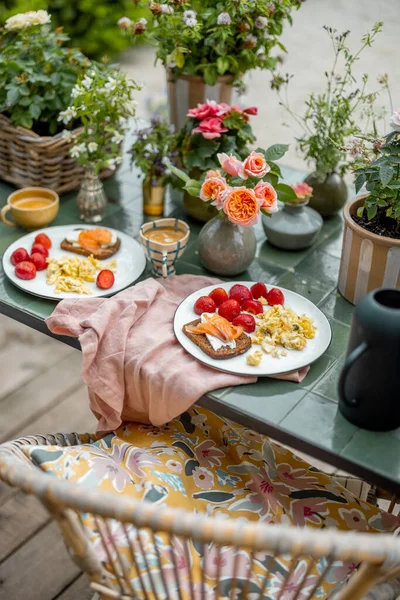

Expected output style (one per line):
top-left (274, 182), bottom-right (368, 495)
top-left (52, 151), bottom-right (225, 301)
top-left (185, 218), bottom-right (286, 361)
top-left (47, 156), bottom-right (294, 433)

top-left (248, 304), bottom-right (316, 364)
top-left (46, 256), bottom-right (117, 294)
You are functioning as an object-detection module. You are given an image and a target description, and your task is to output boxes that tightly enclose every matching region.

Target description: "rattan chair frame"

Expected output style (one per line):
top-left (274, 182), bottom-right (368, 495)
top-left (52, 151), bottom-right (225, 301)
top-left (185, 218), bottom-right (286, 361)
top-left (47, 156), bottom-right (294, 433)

top-left (1, 433), bottom-right (400, 600)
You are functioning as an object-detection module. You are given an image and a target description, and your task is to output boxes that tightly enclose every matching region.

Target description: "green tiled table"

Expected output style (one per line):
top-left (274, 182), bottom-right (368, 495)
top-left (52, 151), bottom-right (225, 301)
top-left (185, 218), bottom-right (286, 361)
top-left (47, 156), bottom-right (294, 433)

top-left (1, 164), bottom-right (400, 494)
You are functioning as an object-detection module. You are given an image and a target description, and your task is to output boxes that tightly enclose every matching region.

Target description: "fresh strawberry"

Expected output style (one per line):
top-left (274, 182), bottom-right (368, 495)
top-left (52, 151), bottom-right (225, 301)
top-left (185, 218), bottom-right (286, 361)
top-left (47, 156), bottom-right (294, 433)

top-left (208, 287), bottom-right (229, 307)
top-left (218, 299), bottom-right (241, 322)
top-left (30, 252), bottom-right (47, 271)
top-left (15, 261), bottom-right (36, 280)
top-left (194, 296), bottom-right (216, 315)
top-left (34, 233), bottom-right (52, 249)
top-left (31, 243), bottom-right (49, 258)
top-left (266, 287), bottom-right (285, 306)
top-left (229, 284), bottom-right (252, 306)
top-left (251, 282), bottom-right (268, 300)
top-left (10, 247), bottom-right (30, 266)
top-left (232, 313), bottom-right (256, 333)
top-left (96, 269), bottom-right (115, 290)
top-left (242, 299), bottom-right (264, 315)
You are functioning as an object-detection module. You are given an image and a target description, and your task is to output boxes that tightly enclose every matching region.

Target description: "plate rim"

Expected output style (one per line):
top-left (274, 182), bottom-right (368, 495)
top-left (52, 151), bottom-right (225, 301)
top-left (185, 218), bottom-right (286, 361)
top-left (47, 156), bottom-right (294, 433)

top-left (173, 281), bottom-right (332, 378)
top-left (2, 223), bottom-right (146, 301)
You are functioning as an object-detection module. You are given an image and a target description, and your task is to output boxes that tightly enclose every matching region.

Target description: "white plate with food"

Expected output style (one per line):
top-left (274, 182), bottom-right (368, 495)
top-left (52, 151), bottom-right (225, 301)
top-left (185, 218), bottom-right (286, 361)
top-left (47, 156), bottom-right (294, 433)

top-left (3, 224), bottom-right (146, 300)
top-left (174, 281), bottom-right (332, 377)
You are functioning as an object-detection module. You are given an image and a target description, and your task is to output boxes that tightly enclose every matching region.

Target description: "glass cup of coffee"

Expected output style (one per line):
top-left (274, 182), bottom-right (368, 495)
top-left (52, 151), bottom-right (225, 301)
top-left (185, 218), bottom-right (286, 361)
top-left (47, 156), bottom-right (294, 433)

top-left (140, 218), bottom-right (190, 277)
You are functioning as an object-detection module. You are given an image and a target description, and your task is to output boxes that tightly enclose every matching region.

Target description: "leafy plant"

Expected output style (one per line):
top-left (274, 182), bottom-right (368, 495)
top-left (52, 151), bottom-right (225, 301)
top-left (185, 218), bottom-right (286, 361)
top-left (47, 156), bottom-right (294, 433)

top-left (0, 11), bottom-right (91, 135)
top-left (130, 117), bottom-right (175, 182)
top-left (0, 0), bottom-right (146, 58)
top-left (351, 117), bottom-right (400, 230)
top-left (119, 0), bottom-right (303, 88)
top-left (61, 66), bottom-right (140, 174)
top-left (278, 22), bottom-right (384, 179)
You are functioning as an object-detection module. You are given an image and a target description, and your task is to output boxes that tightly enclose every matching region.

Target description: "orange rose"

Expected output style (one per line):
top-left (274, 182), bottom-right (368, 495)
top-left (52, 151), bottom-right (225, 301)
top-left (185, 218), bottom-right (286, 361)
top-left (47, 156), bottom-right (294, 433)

top-left (243, 151), bottom-right (270, 178)
top-left (200, 177), bottom-right (228, 209)
top-left (205, 169), bottom-right (222, 179)
top-left (254, 181), bottom-right (278, 214)
top-left (223, 186), bottom-right (260, 227)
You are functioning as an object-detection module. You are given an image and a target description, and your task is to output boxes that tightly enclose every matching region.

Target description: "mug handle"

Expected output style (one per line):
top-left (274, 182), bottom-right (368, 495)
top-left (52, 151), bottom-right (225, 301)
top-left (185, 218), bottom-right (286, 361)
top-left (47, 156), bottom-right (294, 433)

top-left (1, 205), bottom-right (16, 227)
top-left (161, 251), bottom-right (168, 278)
top-left (338, 342), bottom-right (369, 408)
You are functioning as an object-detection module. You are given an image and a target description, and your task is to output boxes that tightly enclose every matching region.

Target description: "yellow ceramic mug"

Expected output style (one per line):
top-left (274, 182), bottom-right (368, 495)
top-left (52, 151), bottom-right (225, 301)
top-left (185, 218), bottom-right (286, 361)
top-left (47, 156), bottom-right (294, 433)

top-left (1, 187), bottom-right (59, 230)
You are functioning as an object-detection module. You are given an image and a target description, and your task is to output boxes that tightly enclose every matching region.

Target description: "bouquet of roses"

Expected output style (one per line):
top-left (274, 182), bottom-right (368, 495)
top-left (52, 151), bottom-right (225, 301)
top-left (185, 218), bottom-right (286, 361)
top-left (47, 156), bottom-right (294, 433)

top-left (166, 145), bottom-right (297, 227)
top-left (174, 99), bottom-right (257, 172)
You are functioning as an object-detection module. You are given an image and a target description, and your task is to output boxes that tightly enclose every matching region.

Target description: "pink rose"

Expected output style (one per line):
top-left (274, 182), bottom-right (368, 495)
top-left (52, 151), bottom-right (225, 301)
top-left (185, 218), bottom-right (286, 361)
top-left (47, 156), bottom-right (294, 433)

top-left (243, 151), bottom-right (270, 178)
top-left (244, 106), bottom-right (258, 115)
top-left (187, 100), bottom-right (220, 120)
top-left (217, 152), bottom-right (246, 178)
top-left (254, 181), bottom-right (278, 214)
top-left (205, 169), bottom-right (222, 179)
top-left (291, 182), bottom-right (313, 200)
top-left (192, 116), bottom-right (228, 140)
top-left (200, 177), bottom-right (229, 209)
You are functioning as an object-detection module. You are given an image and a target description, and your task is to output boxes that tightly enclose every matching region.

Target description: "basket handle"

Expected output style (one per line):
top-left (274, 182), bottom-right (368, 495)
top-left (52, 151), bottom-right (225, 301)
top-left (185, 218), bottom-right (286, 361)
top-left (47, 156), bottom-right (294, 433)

top-left (0, 205), bottom-right (16, 227)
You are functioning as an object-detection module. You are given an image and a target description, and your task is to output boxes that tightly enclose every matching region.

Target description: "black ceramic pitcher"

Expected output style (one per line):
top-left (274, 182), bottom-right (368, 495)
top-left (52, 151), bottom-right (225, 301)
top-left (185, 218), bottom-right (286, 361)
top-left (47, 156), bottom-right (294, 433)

top-left (338, 288), bottom-right (400, 431)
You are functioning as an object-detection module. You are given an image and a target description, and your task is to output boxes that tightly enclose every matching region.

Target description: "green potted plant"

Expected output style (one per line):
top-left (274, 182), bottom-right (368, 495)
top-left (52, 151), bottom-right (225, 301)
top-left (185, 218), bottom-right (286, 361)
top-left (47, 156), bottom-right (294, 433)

top-left (130, 118), bottom-right (175, 216)
top-left (165, 144), bottom-right (296, 275)
top-left (338, 111), bottom-right (400, 304)
top-left (278, 22), bottom-right (384, 217)
top-left (172, 99), bottom-right (257, 221)
top-left (62, 66), bottom-right (140, 222)
top-left (0, 9), bottom-right (123, 193)
top-left (118, 0), bottom-right (303, 129)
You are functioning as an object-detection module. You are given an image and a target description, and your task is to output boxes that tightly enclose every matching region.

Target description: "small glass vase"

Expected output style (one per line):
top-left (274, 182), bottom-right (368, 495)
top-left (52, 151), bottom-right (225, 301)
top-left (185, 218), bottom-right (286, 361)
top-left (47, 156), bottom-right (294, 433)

top-left (198, 215), bottom-right (257, 276)
top-left (77, 166), bottom-right (107, 223)
top-left (142, 175), bottom-right (165, 216)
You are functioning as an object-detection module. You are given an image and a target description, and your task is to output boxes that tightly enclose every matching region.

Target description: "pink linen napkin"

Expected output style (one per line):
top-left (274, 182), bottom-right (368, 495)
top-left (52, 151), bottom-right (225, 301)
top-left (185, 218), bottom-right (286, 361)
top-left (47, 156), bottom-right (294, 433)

top-left (46, 275), bottom-right (309, 434)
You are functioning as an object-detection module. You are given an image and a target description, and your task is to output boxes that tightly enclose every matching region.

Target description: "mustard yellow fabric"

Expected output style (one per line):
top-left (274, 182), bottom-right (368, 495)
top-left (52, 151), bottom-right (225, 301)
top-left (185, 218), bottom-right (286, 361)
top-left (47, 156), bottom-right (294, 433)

top-left (24, 407), bottom-right (399, 599)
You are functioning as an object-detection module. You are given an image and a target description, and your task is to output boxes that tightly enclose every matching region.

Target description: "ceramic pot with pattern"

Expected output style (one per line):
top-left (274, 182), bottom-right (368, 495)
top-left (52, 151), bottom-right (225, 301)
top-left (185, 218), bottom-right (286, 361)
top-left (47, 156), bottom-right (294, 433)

top-left (338, 195), bottom-right (400, 305)
top-left (305, 172), bottom-right (348, 218)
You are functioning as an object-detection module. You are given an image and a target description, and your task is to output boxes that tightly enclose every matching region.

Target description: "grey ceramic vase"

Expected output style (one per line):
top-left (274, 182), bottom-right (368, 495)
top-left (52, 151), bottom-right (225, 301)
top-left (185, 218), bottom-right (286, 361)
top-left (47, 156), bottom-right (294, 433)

top-left (305, 172), bottom-right (348, 218)
top-left (262, 201), bottom-right (323, 250)
top-left (198, 216), bottom-right (257, 276)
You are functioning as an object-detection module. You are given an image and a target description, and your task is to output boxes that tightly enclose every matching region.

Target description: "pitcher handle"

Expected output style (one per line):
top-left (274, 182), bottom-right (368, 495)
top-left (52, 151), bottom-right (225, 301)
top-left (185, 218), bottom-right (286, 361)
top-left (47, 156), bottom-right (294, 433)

top-left (338, 342), bottom-right (369, 408)
top-left (161, 251), bottom-right (168, 278)
top-left (1, 205), bottom-right (16, 227)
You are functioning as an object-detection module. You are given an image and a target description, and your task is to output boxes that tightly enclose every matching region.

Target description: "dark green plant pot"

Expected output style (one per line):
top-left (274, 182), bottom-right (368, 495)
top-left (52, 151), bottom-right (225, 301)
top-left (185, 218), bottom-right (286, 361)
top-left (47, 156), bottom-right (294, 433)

top-left (305, 172), bottom-right (348, 218)
top-left (183, 192), bottom-right (218, 223)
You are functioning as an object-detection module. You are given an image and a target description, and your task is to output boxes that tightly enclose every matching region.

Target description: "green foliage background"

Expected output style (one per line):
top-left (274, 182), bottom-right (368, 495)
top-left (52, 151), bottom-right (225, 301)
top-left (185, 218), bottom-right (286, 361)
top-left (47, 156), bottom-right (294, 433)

top-left (0, 0), bottom-right (146, 58)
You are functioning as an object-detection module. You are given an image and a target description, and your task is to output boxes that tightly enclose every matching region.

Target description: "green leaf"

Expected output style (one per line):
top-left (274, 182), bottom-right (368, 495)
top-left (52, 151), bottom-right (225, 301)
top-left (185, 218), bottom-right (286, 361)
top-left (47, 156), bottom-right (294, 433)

top-left (380, 164), bottom-right (394, 187)
top-left (18, 114), bottom-right (33, 129)
top-left (367, 204), bottom-right (378, 221)
top-left (357, 206), bottom-right (365, 218)
top-left (6, 87), bottom-right (19, 106)
top-left (355, 173), bottom-right (366, 194)
top-left (263, 144), bottom-right (289, 162)
top-left (175, 50), bottom-right (185, 70)
top-left (29, 103), bottom-right (41, 120)
top-left (217, 56), bottom-right (230, 75)
top-left (275, 182), bottom-right (297, 203)
top-left (203, 65), bottom-right (218, 86)
top-left (184, 180), bottom-right (202, 197)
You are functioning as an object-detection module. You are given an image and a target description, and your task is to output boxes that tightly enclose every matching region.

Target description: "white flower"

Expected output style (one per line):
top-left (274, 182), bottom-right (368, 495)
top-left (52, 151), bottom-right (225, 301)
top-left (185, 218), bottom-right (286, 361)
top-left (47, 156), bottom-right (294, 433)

top-left (88, 142), bottom-right (98, 153)
top-left (244, 34), bottom-right (258, 47)
top-left (111, 131), bottom-right (124, 144)
top-left (183, 10), bottom-right (196, 20)
top-left (5, 10), bottom-right (50, 30)
top-left (138, 18), bottom-right (147, 26)
top-left (79, 104), bottom-right (87, 112)
top-left (62, 130), bottom-right (73, 142)
top-left (390, 109), bottom-right (400, 132)
top-left (255, 16), bottom-right (268, 29)
top-left (81, 75), bottom-right (93, 90)
top-left (58, 107), bottom-right (77, 125)
top-left (87, 128), bottom-right (93, 135)
top-left (160, 4), bottom-right (174, 14)
top-left (71, 85), bottom-right (82, 99)
top-left (217, 12), bottom-right (231, 25)
top-left (104, 77), bottom-right (117, 92)
top-left (105, 116), bottom-right (111, 122)
top-left (117, 16), bottom-right (132, 29)
top-left (70, 143), bottom-right (86, 159)
top-left (184, 17), bottom-right (197, 27)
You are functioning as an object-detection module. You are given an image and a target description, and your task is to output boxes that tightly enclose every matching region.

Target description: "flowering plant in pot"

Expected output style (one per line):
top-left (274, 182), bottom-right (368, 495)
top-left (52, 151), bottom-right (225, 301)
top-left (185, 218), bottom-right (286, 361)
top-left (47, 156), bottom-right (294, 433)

top-left (172, 99), bottom-right (257, 221)
top-left (130, 117), bottom-right (175, 216)
top-left (278, 22), bottom-right (384, 217)
top-left (60, 66), bottom-right (140, 223)
top-left (118, 0), bottom-right (303, 128)
top-left (338, 110), bottom-right (400, 304)
top-left (166, 145), bottom-right (296, 275)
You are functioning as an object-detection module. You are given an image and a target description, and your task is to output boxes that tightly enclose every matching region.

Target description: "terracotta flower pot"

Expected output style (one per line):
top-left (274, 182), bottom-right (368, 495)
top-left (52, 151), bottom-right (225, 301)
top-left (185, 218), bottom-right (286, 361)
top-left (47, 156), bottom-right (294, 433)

top-left (305, 172), bottom-right (348, 218)
top-left (338, 195), bottom-right (400, 305)
top-left (167, 70), bottom-right (235, 131)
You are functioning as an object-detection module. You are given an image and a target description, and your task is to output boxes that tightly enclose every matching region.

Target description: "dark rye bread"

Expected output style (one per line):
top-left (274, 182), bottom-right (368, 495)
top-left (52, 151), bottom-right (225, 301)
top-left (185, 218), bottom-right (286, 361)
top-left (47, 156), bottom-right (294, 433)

top-left (60, 237), bottom-right (121, 259)
top-left (182, 318), bottom-right (251, 360)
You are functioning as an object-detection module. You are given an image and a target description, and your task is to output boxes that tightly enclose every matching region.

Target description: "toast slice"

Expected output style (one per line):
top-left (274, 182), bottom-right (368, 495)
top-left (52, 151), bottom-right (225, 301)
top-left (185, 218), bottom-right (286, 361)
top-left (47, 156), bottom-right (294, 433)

top-left (182, 318), bottom-right (251, 360)
top-left (60, 237), bottom-right (121, 260)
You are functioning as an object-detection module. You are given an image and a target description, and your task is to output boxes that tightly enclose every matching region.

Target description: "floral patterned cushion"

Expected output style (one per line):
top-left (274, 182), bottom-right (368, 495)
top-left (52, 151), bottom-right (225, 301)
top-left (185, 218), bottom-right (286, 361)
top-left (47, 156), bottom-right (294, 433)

top-left (23, 407), bottom-right (399, 599)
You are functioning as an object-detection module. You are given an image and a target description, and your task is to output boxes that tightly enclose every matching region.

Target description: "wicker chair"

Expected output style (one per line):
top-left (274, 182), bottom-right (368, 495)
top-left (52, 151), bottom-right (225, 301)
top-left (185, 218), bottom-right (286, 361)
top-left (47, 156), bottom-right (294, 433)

top-left (1, 433), bottom-right (400, 600)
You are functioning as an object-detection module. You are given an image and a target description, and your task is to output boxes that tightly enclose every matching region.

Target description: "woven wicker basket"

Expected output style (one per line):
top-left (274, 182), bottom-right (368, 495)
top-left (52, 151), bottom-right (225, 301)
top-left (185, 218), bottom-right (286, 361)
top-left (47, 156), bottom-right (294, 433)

top-left (0, 114), bottom-right (114, 194)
